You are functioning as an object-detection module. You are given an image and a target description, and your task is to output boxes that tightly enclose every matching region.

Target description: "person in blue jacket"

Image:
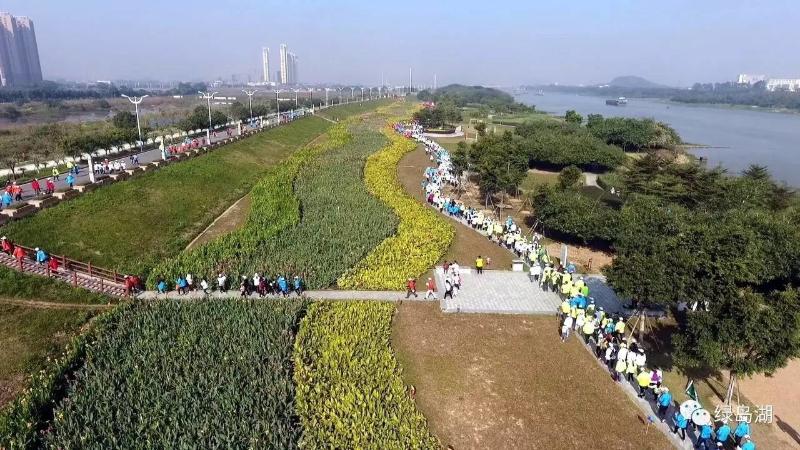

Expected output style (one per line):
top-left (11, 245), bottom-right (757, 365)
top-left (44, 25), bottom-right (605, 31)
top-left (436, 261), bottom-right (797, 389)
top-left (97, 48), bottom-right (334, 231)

top-left (656, 388), bottom-right (672, 421)
top-left (715, 421), bottom-right (731, 446)
top-left (672, 410), bottom-right (688, 440)
top-left (696, 424), bottom-right (713, 449)
top-left (1, 191), bottom-right (11, 207)
top-left (293, 276), bottom-right (303, 296)
top-left (66, 173), bottom-right (75, 188)
top-left (277, 275), bottom-right (288, 297)
top-left (157, 278), bottom-right (167, 294)
top-left (740, 435), bottom-right (756, 450)
top-left (176, 276), bottom-right (187, 295)
top-left (34, 247), bottom-right (48, 265)
top-left (734, 420), bottom-right (750, 446)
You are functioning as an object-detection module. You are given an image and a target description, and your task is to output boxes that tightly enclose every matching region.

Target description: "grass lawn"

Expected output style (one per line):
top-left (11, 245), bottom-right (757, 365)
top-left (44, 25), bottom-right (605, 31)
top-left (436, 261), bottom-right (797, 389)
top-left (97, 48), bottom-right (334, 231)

top-left (316, 98), bottom-right (394, 122)
top-left (2, 117), bottom-right (334, 275)
top-left (0, 303), bottom-right (94, 408)
top-left (520, 169), bottom-right (561, 193)
top-left (392, 303), bottom-right (671, 449)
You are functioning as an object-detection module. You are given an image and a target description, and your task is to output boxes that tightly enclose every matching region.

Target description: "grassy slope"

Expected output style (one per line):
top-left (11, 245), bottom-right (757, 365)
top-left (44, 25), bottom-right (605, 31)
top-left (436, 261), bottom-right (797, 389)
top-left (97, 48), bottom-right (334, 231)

top-left (0, 304), bottom-right (92, 408)
top-left (2, 117), bottom-right (332, 275)
top-left (0, 266), bottom-right (111, 305)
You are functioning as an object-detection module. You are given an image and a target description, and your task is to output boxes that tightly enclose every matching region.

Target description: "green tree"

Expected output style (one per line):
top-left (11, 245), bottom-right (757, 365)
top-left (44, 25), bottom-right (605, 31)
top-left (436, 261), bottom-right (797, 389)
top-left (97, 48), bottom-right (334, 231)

top-left (112, 111), bottom-right (137, 129)
top-left (564, 109), bottom-right (583, 125)
top-left (673, 288), bottom-right (800, 403)
top-left (474, 121), bottom-right (486, 137)
top-left (558, 165), bottom-right (582, 189)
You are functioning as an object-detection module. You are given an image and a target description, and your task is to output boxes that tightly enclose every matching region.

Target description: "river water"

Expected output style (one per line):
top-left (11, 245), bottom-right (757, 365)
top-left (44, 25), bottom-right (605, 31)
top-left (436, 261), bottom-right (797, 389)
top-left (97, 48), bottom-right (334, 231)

top-left (515, 92), bottom-right (800, 186)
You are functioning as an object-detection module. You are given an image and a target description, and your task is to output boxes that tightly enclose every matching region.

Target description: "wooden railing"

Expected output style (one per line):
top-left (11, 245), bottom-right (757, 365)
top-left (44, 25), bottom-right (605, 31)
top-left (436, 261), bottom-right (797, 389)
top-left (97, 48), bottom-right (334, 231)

top-left (10, 243), bottom-right (126, 285)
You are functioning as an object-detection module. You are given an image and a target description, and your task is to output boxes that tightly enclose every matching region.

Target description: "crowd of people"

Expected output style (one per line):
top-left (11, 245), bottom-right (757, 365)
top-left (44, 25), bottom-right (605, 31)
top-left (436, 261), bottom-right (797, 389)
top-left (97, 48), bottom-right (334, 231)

top-left (1, 236), bottom-right (61, 274)
top-left (154, 272), bottom-right (306, 299)
top-left (557, 293), bottom-right (758, 449)
top-left (404, 260), bottom-right (463, 300)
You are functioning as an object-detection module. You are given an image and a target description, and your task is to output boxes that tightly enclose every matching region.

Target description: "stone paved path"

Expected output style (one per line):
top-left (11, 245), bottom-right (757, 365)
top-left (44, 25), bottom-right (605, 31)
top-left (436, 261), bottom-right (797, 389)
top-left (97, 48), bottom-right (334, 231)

top-left (436, 267), bottom-right (561, 314)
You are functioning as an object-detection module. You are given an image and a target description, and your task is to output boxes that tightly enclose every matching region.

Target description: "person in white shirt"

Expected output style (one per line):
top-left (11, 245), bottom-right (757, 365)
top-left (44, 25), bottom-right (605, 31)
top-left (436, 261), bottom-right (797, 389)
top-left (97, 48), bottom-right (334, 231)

top-left (200, 278), bottom-right (210, 295)
top-left (530, 264), bottom-right (542, 284)
top-left (561, 316), bottom-right (574, 342)
top-left (217, 272), bottom-right (227, 292)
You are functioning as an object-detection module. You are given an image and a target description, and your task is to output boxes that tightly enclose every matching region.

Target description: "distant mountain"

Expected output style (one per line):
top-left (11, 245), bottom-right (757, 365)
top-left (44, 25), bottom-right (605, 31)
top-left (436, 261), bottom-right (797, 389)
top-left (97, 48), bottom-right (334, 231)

top-left (607, 76), bottom-right (667, 89)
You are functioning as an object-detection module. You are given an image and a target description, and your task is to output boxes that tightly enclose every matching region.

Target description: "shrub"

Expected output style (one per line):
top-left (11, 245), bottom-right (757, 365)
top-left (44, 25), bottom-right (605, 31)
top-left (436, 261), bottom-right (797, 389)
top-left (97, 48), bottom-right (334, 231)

top-left (531, 187), bottom-right (618, 246)
top-left (293, 301), bottom-right (438, 449)
top-left (337, 127), bottom-right (453, 290)
top-left (558, 165), bottom-right (583, 189)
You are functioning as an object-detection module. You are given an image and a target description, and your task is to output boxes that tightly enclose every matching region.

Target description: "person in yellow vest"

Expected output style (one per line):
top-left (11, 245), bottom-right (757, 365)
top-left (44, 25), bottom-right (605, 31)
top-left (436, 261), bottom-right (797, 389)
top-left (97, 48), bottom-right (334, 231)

top-left (570, 306), bottom-right (578, 320)
top-left (561, 280), bottom-right (573, 299)
top-left (614, 317), bottom-right (626, 338)
top-left (637, 369), bottom-right (653, 398)
top-left (614, 355), bottom-right (627, 382)
top-left (561, 271), bottom-right (572, 285)
top-left (582, 317), bottom-right (595, 344)
top-left (475, 256), bottom-right (485, 275)
top-left (542, 265), bottom-right (553, 289)
top-left (570, 284), bottom-right (581, 298)
top-left (559, 299), bottom-right (570, 319)
top-left (626, 357), bottom-right (638, 383)
top-left (574, 276), bottom-right (585, 291)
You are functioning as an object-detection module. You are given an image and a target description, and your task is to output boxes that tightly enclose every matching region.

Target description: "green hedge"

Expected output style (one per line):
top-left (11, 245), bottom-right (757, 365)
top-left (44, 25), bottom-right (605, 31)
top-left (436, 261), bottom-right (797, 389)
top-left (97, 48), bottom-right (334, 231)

top-left (532, 187), bottom-right (619, 246)
top-left (293, 302), bottom-right (438, 449)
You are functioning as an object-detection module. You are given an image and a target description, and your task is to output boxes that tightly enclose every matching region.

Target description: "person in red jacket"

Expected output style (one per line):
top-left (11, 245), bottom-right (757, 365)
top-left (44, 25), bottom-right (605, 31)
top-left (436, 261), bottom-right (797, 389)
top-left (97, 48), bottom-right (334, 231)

top-left (1, 236), bottom-right (12, 255)
top-left (31, 178), bottom-right (41, 196)
top-left (45, 178), bottom-right (55, 195)
top-left (405, 277), bottom-right (418, 298)
top-left (13, 245), bottom-right (26, 262)
top-left (425, 277), bottom-right (438, 300)
top-left (48, 257), bottom-right (59, 274)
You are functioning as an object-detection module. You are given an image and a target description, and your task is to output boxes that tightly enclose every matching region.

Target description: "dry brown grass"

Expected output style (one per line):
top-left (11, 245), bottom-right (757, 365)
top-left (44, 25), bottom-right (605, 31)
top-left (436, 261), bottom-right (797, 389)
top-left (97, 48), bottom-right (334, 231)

top-left (391, 303), bottom-right (672, 449)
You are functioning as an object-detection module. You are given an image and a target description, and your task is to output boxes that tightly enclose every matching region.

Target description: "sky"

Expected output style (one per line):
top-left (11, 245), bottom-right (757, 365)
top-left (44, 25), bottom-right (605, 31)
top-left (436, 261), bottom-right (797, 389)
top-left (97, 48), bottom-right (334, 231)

top-left (5, 0), bottom-right (800, 87)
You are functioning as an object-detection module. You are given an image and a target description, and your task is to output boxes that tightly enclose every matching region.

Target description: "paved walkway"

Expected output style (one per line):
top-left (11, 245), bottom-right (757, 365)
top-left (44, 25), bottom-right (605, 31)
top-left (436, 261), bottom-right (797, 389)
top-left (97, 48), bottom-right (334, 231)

top-left (7, 126), bottom-right (247, 203)
top-left (436, 267), bottom-right (561, 314)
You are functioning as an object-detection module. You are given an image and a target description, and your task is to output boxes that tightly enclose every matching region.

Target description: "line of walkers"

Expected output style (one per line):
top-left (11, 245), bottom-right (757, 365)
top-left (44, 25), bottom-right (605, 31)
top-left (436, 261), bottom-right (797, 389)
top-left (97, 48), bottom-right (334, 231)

top-left (154, 272), bottom-right (305, 298)
top-left (558, 299), bottom-right (758, 449)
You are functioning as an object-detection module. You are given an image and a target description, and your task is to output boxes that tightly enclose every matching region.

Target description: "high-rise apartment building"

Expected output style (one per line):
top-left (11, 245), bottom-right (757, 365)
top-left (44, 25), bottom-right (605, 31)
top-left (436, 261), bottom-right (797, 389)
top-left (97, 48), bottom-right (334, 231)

top-left (0, 12), bottom-right (42, 87)
top-left (279, 44), bottom-right (299, 85)
top-left (261, 47), bottom-right (270, 83)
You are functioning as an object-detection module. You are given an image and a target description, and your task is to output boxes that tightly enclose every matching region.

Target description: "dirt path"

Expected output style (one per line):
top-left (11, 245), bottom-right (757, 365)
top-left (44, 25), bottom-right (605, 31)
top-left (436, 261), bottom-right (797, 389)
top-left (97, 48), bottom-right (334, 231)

top-left (185, 194), bottom-right (252, 251)
top-left (739, 361), bottom-right (800, 447)
top-left (397, 146), bottom-right (513, 270)
top-left (0, 297), bottom-right (112, 310)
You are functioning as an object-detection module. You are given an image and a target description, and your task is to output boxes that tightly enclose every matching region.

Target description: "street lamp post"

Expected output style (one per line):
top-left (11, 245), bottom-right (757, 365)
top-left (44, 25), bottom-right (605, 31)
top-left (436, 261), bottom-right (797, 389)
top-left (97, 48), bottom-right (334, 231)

top-left (198, 91), bottom-right (218, 145)
top-left (325, 88), bottom-right (329, 107)
top-left (350, 87), bottom-right (355, 103)
top-left (337, 87), bottom-right (344, 105)
top-left (275, 89), bottom-right (280, 119)
top-left (241, 89), bottom-right (258, 122)
top-left (360, 88), bottom-right (365, 102)
top-left (121, 94), bottom-right (149, 152)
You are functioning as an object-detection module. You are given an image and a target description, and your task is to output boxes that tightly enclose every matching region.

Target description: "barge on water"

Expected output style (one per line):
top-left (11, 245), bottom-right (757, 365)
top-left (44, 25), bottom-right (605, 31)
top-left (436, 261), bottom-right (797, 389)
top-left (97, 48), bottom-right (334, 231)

top-left (605, 97), bottom-right (628, 106)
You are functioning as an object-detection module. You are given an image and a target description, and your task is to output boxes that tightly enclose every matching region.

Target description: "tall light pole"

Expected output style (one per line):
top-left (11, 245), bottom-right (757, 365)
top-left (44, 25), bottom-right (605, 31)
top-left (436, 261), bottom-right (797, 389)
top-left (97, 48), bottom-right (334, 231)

top-left (337, 87), bottom-right (344, 105)
top-left (198, 91), bottom-right (218, 144)
top-left (121, 94), bottom-right (149, 151)
top-left (241, 89), bottom-right (258, 121)
top-left (275, 89), bottom-right (280, 118)
top-left (350, 87), bottom-right (355, 103)
top-left (293, 89), bottom-right (300, 108)
top-left (325, 88), bottom-right (329, 107)
top-left (360, 87), bottom-right (365, 102)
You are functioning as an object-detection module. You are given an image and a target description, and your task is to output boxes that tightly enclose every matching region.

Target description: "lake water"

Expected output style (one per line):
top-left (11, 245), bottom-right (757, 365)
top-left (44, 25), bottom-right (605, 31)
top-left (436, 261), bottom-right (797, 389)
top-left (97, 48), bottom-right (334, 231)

top-left (515, 92), bottom-right (800, 186)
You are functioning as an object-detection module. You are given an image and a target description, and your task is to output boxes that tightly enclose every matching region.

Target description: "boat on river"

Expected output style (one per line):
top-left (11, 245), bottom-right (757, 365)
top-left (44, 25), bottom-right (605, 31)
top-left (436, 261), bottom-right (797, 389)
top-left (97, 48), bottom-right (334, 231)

top-left (605, 97), bottom-right (628, 106)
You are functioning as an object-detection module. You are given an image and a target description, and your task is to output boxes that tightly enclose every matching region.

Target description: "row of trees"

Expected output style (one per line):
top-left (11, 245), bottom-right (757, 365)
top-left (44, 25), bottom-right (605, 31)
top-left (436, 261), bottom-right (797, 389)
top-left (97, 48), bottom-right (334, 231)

top-left (412, 102), bottom-right (462, 129)
top-left (531, 154), bottom-right (800, 390)
top-left (417, 84), bottom-right (534, 114)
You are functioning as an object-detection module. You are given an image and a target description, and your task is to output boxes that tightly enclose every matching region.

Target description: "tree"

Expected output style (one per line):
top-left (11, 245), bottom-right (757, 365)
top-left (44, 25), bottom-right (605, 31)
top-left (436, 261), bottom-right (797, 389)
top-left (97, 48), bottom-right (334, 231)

top-left (673, 288), bottom-right (800, 403)
top-left (558, 165), bottom-right (582, 189)
top-left (229, 101), bottom-right (250, 121)
top-left (474, 121), bottom-right (486, 137)
top-left (112, 111), bottom-right (137, 129)
top-left (564, 109), bottom-right (583, 125)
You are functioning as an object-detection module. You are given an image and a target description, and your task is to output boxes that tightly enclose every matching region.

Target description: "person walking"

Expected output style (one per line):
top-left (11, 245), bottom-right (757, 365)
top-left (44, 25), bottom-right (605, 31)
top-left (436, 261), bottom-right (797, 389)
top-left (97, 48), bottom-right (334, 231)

top-left (66, 173), bottom-right (75, 189)
top-left (673, 410), bottom-right (689, 440)
top-left (217, 272), bottom-right (228, 293)
top-left (45, 178), bottom-right (55, 195)
top-left (157, 278), bottom-right (167, 294)
top-left (561, 315), bottom-right (573, 342)
top-left (31, 178), bottom-right (41, 196)
top-left (52, 167), bottom-right (60, 180)
top-left (530, 263), bottom-right (541, 284)
top-left (425, 277), bottom-right (437, 300)
top-left (475, 255), bottom-right (484, 274)
top-left (715, 421), bottom-right (731, 447)
top-left (734, 421), bottom-right (750, 446)
top-left (636, 369), bottom-right (652, 398)
top-left (12, 245), bottom-right (26, 263)
top-left (443, 277), bottom-right (454, 299)
top-left (200, 278), bottom-right (210, 295)
top-left (405, 277), bottom-right (418, 298)
top-left (696, 424), bottom-right (714, 450)
top-left (34, 247), bottom-right (47, 265)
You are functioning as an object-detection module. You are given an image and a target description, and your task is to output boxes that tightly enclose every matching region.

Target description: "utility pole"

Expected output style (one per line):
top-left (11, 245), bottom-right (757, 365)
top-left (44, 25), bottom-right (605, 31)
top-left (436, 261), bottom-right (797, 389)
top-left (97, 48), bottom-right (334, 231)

top-left (198, 91), bottom-right (218, 145)
top-left (121, 94), bottom-right (149, 152)
top-left (434, 73), bottom-right (437, 90)
top-left (409, 67), bottom-right (413, 94)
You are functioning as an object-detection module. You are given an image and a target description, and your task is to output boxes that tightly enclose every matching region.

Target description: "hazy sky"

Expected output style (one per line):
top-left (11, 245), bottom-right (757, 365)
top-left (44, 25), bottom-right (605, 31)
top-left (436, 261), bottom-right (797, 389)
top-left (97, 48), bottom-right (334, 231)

top-left (5, 0), bottom-right (800, 86)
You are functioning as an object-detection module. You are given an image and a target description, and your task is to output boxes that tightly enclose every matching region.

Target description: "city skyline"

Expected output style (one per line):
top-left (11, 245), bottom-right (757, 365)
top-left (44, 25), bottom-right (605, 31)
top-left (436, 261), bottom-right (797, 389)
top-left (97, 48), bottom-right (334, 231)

top-left (0, 11), bottom-right (42, 87)
top-left (1, 1), bottom-right (800, 87)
